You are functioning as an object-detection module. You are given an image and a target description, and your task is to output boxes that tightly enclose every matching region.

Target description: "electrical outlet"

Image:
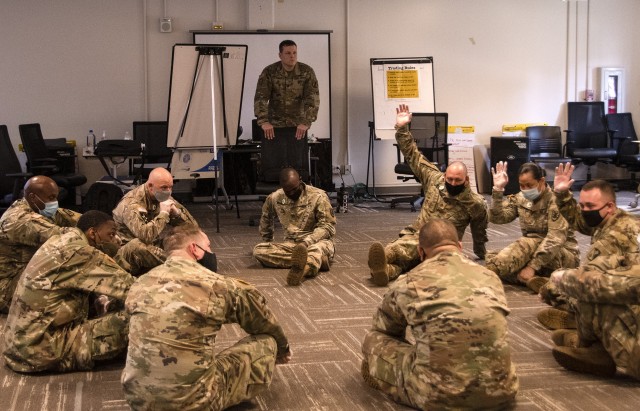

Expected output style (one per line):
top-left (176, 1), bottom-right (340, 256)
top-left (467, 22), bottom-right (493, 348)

top-left (332, 166), bottom-right (341, 174)
top-left (344, 164), bottom-right (352, 174)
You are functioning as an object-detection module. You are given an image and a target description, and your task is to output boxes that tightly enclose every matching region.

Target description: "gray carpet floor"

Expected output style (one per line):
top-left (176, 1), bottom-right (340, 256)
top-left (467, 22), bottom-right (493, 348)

top-left (2, 191), bottom-right (640, 410)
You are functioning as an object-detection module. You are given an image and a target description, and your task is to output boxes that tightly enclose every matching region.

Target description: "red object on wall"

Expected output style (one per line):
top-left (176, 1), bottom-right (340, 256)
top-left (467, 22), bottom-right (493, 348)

top-left (608, 98), bottom-right (617, 114)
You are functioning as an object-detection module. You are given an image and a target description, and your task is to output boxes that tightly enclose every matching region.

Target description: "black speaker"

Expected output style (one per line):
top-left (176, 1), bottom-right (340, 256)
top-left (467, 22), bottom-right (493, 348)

top-left (490, 136), bottom-right (530, 195)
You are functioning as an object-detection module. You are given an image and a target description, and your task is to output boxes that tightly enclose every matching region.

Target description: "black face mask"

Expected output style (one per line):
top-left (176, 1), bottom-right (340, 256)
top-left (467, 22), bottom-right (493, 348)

top-left (285, 184), bottom-right (303, 201)
top-left (445, 181), bottom-right (465, 196)
top-left (582, 204), bottom-right (608, 228)
top-left (95, 233), bottom-right (119, 258)
top-left (196, 244), bottom-right (218, 272)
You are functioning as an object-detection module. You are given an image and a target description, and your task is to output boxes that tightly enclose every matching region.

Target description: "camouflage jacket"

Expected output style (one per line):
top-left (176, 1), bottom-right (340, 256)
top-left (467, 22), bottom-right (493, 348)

top-left (558, 262), bottom-right (640, 305)
top-left (112, 184), bottom-right (197, 245)
top-left (2, 228), bottom-right (133, 372)
top-left (555, 190), bottom-right (640, 268)
top-left (372, 250), bottom-right (518, 408)
top-left (396, 125), bottom-right (488, 257)
top-left (0, 199), bottom-right (79, 288)
top-left (490, 185), bottom-right (579, 271)
top-left (122, 256), bottom-right (289, 409)
top-left (259, 183), bottom-right (336, 244)
top-left (254, 61), bottom-right (320, 127)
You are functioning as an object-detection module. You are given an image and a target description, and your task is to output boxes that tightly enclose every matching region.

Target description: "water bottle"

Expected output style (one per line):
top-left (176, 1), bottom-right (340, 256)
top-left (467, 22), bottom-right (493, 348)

top-left (102, 130), bottom-right (107, 141)
top-left (124, 131), bottom-right (132, 140)
top-left (87, 129), bottom-right (96, 150)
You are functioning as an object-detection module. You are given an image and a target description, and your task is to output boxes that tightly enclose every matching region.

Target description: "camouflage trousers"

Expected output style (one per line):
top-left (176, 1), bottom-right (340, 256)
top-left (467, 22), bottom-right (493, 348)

top-left (486, 237), bottom-right (579, 284)
top-left (575, 301), bottom-right (640, 379)
top-left (206, 334), bottom-right (278, 410)
top-left (55, 310), bottom-right (129, 372)
top-left (0, 273), bottom-right (22, 313)
top-left (253, 240), bottom-right (335, 272)
top-left (118, 239), bottom-right (166, 276)
top-left (385, 231), bottom-right (420, 281)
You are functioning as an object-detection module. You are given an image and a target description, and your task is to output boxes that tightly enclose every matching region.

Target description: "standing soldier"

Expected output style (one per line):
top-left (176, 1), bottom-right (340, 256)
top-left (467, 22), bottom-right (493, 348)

top-left (538, 163), bottom-right (640, 329)
top-left (112, 167), bottom-right (207, 275)
top-left (253, 167), bottom-right (335, 286)
top-left (254, 40), bottom-right (320, 178)
top-left (122, 225), bottom-right (291, 410)
top-left (0, 175), bottom-right (80, 312)
top-left (3, 211), bottom-right (133, 373)
top-left (487, 161), bottom-right (579, 292)
top-left (368, 104), bottom-right (488, 286)
top-left (361, 219), bottom-right (519, 409)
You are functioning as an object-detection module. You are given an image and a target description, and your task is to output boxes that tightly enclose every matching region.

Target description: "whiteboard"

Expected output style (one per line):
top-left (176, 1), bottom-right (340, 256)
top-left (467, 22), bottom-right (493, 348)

top-left (193, 31), bottom-right (332, 141)
top-left (167, 44), bottom-right (247, 149)
top-left (370, 57), bottom-right (435, 139)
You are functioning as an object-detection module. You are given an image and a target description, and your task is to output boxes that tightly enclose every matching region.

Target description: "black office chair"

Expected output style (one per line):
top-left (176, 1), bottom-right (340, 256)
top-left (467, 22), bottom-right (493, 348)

top-left (131, 121), bottom-right (172, 183)
top-left (526, 126), bottom-right (572, 166)
top-left (607, 113), bottom-right (640, 204)
top-left (564, 102), bottom-right (617, 182)
top-left (390, 113), bottom-right (448, 211)
top-left (0, 125), bottom-right (32, 213)
top-left (18, 123), bottom-right (87, 208)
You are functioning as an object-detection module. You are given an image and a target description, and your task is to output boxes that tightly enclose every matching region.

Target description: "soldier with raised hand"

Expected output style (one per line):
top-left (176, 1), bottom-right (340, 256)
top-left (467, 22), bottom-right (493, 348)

top-left (3, 210), bottom-right (133, 373)
top-left (112, 167), bottom-right (208, 275)
top-left (361, 218), bottom-right (518, 410)
top-left (0, 175), bottom-right (80, 312)
top-left (368, 104), bottom-right (488, 286)
top-left (122, 225), bottom-right (291, 411)
top-left (537, 163), bottom-right (640, 329)
top-left (486, 161), bottom-right (579, 292)
top-left (253, 167), bottom-right (336, 286)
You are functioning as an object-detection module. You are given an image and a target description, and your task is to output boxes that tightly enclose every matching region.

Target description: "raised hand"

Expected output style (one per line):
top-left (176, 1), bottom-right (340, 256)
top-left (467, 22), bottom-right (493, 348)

top-left (491, 161), bottom-right (509, 190)
top-left (395, 104), bottom-right (412, 127)
top-left (553, 162), bottom-right (575, 192)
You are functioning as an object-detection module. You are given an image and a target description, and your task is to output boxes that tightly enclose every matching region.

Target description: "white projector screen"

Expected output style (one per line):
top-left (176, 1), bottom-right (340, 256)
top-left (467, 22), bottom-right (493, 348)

top-left (193, 30), bottom-right (332, 141)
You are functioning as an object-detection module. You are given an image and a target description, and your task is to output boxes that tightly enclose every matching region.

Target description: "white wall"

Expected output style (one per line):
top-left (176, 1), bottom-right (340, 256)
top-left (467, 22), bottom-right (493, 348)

top-left (1, 0), bottom-right (638, 192)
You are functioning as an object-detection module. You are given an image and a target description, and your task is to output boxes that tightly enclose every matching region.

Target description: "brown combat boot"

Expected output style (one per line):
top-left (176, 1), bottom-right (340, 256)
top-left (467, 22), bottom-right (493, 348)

top-left (551, 329), bottom-right (579, 348)
top-left (552, 344), bottom-right (616, 377)
top-left (287, 244), bottom-right (308, 286)
top-left (526, 276), bottom-right (549, 293)
top-left (537, 307), bottom-right (577, 330)
top-left (361, 360), bottom-right (380, 390)
top-left (368, 242), bottom-right (389, 286)
top-left (320, 255), bottom-right (330, 272)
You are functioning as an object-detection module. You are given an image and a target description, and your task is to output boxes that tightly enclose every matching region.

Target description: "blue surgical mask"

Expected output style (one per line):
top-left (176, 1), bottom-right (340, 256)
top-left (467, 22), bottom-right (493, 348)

top-left (154, 190), bottom-right (172, 203)
top-left (521, 187), bottom-right (541, 201)
top-left (39, 200), bottom-right (59, 218)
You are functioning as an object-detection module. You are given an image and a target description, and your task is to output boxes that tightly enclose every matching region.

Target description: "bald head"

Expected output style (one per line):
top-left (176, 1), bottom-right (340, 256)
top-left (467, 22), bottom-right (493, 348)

top-left (146, 167), bottom-right (174, 200)
top-left (418, 218), bottom-right (461, 260)
top-left (279, 167), bottom-right (300, 186)
top-left (24, 176), bottom-right (59, 212)
top-left (279, 167), bottom-right (303, 200)
top-left (444, 161), bottom-right (469, 188)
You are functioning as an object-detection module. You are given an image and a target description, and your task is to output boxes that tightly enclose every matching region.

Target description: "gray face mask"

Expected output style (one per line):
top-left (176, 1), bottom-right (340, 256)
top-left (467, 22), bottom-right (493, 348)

top-left (521, 187), bottom-right (541, 201)
top-left (154, 190), bottom-right (171, 202)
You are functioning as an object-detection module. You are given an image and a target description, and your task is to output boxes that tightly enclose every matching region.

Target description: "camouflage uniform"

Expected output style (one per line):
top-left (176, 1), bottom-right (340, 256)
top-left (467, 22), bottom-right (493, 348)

top-left (541, 191), bottom-right (640, 307)
top-left (362, 251), bottom-right (519, 409)
top-left (486, 185), bottom-right (580, 283)
top-left (112, 184), bottom-right (197, 275)
top-left (121, 256), bottom-right (289, 410)
top-left (253, 183), bottom-right (336, 276)
top-left (556, 262), bottom-right (640, 379)
top-left (0, 199), bottom-right (80, 311)
top-left (2, 228), bottom-right (133, 372)
top-left (379, 125), bottom-right (488, 281)
top-left (254, 61), bottom-right (320, 128)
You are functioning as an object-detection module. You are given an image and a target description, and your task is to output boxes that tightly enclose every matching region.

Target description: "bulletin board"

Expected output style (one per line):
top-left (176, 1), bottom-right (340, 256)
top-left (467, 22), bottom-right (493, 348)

top-left (370, 57), bottom-right (435, 139)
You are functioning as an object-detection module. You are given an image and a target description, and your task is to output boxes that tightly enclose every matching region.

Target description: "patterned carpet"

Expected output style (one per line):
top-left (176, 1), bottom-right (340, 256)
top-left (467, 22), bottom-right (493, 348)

top-left (1, 191), bottom-right (640, 410)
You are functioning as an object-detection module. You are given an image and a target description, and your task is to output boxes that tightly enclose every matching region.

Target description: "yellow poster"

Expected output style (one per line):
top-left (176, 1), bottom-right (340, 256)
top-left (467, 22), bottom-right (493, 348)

top-left (386, 69), bottom-right (419, 98)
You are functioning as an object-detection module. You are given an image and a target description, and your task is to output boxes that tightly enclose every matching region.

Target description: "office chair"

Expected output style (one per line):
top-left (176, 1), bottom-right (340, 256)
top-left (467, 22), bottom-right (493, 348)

top-left (0, 125), bottom-right (32, 213)
top-left (131, 121), bottom-right (172, 183)
top-left (606, 113), bottom-right (640, 206)
top-left (564, 102), bottom-right (617, 182)
top-left (526, 126), bottom-right (571, 166)
top-left (18, 123), bottom-right (87, 208)
top-left (390, 113), bottom-right (448, 211)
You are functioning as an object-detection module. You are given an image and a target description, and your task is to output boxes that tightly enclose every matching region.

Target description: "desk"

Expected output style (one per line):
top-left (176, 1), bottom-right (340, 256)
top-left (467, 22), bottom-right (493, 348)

top-left (82, 148), bottom-right (139, 185)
